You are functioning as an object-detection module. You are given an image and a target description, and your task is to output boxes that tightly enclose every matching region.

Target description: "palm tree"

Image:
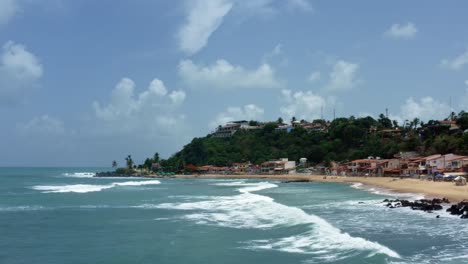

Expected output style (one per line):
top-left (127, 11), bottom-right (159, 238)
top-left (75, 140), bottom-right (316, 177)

top-left (112, 160), bottom-right (117, 168)
top-left (125, 155), bottom-right (133, 170)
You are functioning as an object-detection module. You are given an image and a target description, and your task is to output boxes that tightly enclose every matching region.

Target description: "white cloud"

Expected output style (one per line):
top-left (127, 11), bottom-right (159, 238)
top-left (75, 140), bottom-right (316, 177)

top-left (20, 115), bottom-right (65, 135)
top-left (1, 41), bottom-right (43, 82)
top-left (307, 71), bottom-right (321, 83)
top-left (210, 104), bottom-right (264, 128)
top-left (178, 0), bottom-right (233, 55)
top-left (287, 0), bottom-right (313, 12)
top-left (177, 0), bottom-right (315, 55)
top-left (147, 78), bottom-right (167, 96)
top-left (93, 78), bottom-right (185, 122)
top-left (0, 41), bottom-right (43, 101)
top-left (0, 0), bottom-right (18, 26)
top-left (398, 97), bottom-right (451, 121)
top-left (169, 90), bottom-right (186, 105)
top-left (324, 60), bottom-right (360, 92)
top-left (280, 89), bottom-right (327, 121)
top-left (92, 78), bottom-right (187, 138)
top-left (384, 22), bottom-right (418, 39)
top-left (178, 59), bottom-right (281, 89)
top-left (441, 49), bottom-right (468, 71)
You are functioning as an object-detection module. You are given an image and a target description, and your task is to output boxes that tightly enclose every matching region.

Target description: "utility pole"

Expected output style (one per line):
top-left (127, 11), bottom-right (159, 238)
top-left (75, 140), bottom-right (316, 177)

top-left (321, 106), bottom-right (323, 120)
top-left (385, 108), bottom-right (388, 118)
top-left (333, 108), bottom-right (336, 120)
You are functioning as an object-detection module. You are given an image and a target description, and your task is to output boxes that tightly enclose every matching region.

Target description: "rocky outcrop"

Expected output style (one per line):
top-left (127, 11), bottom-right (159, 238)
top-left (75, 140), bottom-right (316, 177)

top-left (382, 198), bottom-right (450, 212)
top-left (446, 201), bottom-right (468, 219)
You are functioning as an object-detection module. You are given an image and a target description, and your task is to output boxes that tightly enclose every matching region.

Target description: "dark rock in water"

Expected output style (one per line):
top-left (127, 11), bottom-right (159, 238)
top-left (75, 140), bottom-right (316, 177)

top-left (446, 201), bottom-right (468, 218)
top-left (436, 215), bottom-right (440, 218)
top-left (358, 202), bottom-right (365, 204)
top-left (282, 179), bottom-right (311, 183)
top-left (383, 199), bottom-right (389, 202)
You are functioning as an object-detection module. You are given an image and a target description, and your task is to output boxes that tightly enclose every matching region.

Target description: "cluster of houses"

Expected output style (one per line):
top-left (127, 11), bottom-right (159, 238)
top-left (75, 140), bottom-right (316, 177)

top-left (334, 152), bottom-right (468, 177)
top-left (186, 158), bottom-right (297, 175)
top-left (185, 152), bottom-right (468, 179)
top-left (212, 120), bottom-right (330, 138)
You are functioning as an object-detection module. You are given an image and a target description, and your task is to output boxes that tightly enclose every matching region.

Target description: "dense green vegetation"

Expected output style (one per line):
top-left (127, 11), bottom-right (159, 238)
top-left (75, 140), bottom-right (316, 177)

top-left (151, 111), bottom-right (468, 172)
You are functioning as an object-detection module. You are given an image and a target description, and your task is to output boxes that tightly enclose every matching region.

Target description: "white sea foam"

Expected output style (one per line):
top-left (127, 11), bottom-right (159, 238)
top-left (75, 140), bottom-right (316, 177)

top-left (155, 181), bottom-right (400, 259)
top-left (349, 182), bottom-right (425, 200)
top-left (62, 172), bottom-right (96, 178)
top-left (0, 205), bottom-right (46, 212)
top-left (32, 180), bottom-right (161, 193)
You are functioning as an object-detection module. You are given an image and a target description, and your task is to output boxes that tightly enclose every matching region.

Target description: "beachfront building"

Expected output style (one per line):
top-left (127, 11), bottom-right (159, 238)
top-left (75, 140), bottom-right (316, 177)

top-left (445, 155), bottom-right (468, 172)
top-left (382, 158), bottom-right (401, 176)
top-left (261, 158), bottom-right (296, 175)
top-left (231, 162), bottom-right (252, 174)
top-left (198, 165), bottom-right (229, 174)
top-left (347, 158), bottom-right (390, 176)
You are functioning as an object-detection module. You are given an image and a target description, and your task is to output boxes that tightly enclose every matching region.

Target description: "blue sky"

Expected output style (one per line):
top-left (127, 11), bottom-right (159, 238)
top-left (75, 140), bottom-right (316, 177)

top-left (1, 0), bottom-right (468, 166)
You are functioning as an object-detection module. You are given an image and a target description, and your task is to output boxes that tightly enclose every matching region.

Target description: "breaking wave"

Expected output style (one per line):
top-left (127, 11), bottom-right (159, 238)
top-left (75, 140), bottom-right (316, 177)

top-left (32, 180), bottom-right (161, 193)
top-left (62, 172), bottom-right (96, 178)
top-left (155, 181), bottom-right (400, 260)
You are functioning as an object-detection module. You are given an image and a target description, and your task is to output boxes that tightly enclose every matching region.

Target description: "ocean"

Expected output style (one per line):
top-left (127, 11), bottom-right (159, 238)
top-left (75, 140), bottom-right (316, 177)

top-left (1, 167), bottom-right (467, 264)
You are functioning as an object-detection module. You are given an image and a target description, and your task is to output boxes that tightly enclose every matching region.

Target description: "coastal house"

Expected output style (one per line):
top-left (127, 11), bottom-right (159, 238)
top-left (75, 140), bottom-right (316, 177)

top-left (347, 158), bottom-right (386, 176)
top-left (445, 155), bottom-right (468, 172)
top-left (212, 121), bottom-right (262, 138)
top-left (261, 158), bottom-right (296, 175)
top-left (231, 162), bottom-right (252, 174)
top-left (382, 158), bottom-right (401, 176)
top-left (213, 123), bottom-right (242, 138)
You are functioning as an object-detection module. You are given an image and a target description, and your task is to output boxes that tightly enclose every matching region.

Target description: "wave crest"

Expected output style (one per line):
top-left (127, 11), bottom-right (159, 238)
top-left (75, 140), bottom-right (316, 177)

top-left (32, 180), bottom-right (161, 193)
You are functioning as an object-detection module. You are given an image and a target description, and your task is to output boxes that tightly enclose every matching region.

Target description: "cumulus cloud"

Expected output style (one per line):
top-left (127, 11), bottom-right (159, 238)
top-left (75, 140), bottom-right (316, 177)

top-left (210, 104), bottom-right (264, 128)
top-left (307, 71), bottom-right (321, 83)
top-left (0, 0), bottom-right (18, 26)
top-left (178, 0), bottom-right (233, 55)
top-left (384, 22), bottom-right (418, 39)
top-left (92, 78), bottom-right (187, 137)
top-left (19, 115), bottom-right (65, 135)
top-left (441, 49), bottom-right (468, 71)
top-left (398, 97), bottom-right (451, 121)
top-left (93, 78), bottom-right (185, 122)
top-left (280, 89), bottom-right (327, 121)
top-left (0, 41), bottom-right (43, 102)
top-left (178, 59), bottom-right (281, 90)
top-left (1, 41), bottom-right (43, 82)
top-left (324, 60), bottom-right (360, 92)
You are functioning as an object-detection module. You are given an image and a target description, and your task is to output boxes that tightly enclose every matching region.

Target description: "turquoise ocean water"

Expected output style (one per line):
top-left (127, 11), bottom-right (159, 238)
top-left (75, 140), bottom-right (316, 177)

top-left (1, 167), bottom-right (467, 264)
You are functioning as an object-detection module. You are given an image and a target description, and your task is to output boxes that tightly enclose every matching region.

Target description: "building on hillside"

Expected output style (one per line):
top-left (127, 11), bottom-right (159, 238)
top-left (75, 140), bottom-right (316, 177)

top-left (261, 158), bottom-right (296, 175)
top-left (212, 123), bottom-right (242, 138)
top-left (212, 121), bottom-right (262, 138)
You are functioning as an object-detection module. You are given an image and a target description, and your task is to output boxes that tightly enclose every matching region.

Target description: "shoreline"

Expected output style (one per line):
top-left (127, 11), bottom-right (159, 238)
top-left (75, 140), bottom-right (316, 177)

top-left (95, 173), bottom-right (468, 202)
top-left (171, 174), bottom-right (468, 202)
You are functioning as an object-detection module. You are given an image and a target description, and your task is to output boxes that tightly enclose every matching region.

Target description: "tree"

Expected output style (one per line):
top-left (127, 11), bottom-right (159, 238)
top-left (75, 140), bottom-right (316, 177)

top-left (153, 152), bottom-right (160, 163)
top-left (112, 160), bottom-right (117, 168)
top-left (291, 116), bottom-right (297, 123)
top-left (378, 114), bottom-right (392, 128)
top-left (125, 155), bottom-right (134, 170)
top-left (457, 111), bottom-right (468, 130)
top-left (277, 117), bottom-right (283, 124)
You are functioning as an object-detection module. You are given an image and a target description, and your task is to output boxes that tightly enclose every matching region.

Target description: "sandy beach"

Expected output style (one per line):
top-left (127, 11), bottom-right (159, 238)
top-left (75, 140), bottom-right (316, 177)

top-left (173, 174), bottom-right (468, 202)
